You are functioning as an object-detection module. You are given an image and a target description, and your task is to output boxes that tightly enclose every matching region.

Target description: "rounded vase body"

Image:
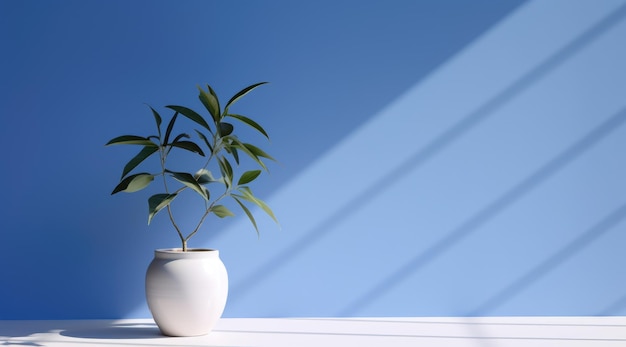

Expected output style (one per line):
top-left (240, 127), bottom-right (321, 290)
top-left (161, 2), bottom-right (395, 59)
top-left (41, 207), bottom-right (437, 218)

top-left (145, 248), bottom-right (228, 336)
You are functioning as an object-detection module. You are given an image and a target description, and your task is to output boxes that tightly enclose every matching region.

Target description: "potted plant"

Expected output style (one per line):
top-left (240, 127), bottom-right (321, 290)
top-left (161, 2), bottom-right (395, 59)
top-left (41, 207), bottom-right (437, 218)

top-left (106, 82), bottom-right (278, 336)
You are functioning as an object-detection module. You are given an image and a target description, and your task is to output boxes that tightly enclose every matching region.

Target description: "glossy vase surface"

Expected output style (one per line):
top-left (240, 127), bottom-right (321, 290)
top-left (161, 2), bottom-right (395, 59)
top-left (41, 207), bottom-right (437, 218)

top-left (145, 248), bottom-right (228, 336)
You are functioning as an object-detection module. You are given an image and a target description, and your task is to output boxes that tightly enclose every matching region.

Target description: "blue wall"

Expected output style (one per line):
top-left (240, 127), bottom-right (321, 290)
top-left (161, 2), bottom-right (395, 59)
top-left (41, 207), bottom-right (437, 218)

top-left (2, 0), bottom-right (626, 319)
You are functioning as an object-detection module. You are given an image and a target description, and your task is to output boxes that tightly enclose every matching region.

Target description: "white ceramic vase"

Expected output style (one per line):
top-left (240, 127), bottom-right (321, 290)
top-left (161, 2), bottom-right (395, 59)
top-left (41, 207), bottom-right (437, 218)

top-left (145, 248), bottom-right (228, 336)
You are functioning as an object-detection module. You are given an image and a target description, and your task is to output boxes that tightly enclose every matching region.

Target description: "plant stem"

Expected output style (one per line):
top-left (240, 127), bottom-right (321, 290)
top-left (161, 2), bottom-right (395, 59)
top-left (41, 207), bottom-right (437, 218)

top-left (159, 143), bottom-right (186, 250)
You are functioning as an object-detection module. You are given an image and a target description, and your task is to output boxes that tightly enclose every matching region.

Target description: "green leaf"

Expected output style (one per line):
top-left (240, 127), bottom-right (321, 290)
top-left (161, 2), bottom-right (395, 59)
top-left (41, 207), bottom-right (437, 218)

top-left (207, 85), bottom-right (222, 114)
top-left (211, 205), bottom-right (234, 218)
top-left (166, 105), bottom-right (212, 132)
top-left (171, 133), bottom-right (190, 143)
top-left (195, 168), bottom-right (213, 184)
top-left (195, 130), bottom-right (214, 153)
top-left (163, 112), bottom-right (178, 146)
top-left (203, 186), bottom-right (210, 200)
top-left (233, 196), bottom-right (258, 236)
top-left (228, 137), bottom-right (268, 171)
top-left (195, 169), bottom-right (224, 185)
top-left (243, 143), bottom-right (275, 161)
top-left (148, 193), bottom-right (177, 224)
top-left (238, 170), bottom-right (261, 185)
top-left (149, 106), bottom-right (162, 138)
top-left (219, 122), bottom-right (234, 136)
top-left (237, 186), bottom-right (278, 224)
top-left (197, 85), bottom-right (221, 123)
top-left (168, 170), bottom-right (208, 200)
top-left (217, 156), bottom-right (233, 187)
top-left (230, 146), bottom-right (240, 165)
top-left (170, 140), bottom-right (205, 156)
top-left (223, 136), bottom-right (240, 164)
top-left (105, 135), bottom-right (157, 147)
top-left (226, 113), bottom-right (269, 139)
top-left (111, 173), bottom-right (154, 194)
top-left (121, 146), bottom-right (158, 179)
top-left (224, 82), bottom-right (268, 114)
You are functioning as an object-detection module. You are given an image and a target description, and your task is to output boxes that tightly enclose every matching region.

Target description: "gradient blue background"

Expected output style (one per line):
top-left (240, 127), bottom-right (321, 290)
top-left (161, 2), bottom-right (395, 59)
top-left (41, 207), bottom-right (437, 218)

top-left (2, 0), bottom-right (626, 319)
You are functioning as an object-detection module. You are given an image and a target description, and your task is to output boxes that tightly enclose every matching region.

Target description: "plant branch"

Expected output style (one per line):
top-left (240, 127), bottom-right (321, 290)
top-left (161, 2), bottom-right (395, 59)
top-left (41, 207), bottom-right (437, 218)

top-left (184, 187), bottom-right (230, 243)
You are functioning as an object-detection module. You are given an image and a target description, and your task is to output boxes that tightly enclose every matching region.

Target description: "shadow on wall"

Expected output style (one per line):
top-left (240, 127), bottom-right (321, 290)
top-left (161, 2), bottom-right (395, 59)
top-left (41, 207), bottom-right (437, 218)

top-left (598, 294), bottom-right (626, 316)
top-left (338, 106), bottom-right (626, 316)
top-left (468, 201), bottom-right (626, 316)
top-left (228, 2), bottom-right (626, 314)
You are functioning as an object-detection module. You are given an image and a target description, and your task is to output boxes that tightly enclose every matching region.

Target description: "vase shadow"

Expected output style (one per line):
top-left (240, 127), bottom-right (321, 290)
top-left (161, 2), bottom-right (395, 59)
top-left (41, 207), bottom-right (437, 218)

top-left (60, 322), bottom-right (163, 339)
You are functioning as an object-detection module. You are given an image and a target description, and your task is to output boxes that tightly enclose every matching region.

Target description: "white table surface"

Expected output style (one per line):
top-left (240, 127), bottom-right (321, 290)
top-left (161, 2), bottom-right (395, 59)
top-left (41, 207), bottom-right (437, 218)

top-left (1, 317), bottom-right (625, 346)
